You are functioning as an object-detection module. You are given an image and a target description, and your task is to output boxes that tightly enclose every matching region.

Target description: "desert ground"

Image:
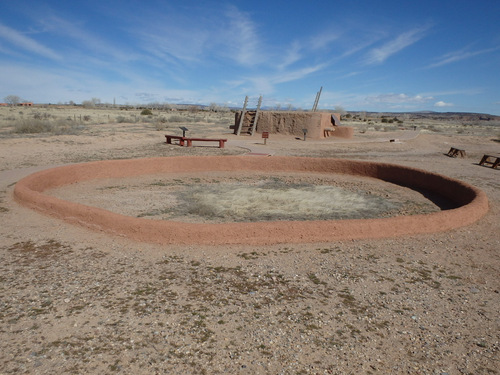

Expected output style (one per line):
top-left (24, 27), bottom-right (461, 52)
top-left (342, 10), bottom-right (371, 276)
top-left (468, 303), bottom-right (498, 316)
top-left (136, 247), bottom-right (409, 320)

top-left (0, 106), bottom-right (498, 374)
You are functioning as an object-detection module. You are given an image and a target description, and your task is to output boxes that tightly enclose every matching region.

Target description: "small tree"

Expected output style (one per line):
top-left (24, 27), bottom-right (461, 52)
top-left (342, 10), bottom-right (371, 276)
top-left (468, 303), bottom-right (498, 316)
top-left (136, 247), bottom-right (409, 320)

top-left (208, 102), bottom-right (219, 112)
top-left (82, 97), bottom-right (101, 108)
top-left (4, 95), bottom-right (22, 106)
top-left (334, 105), bottom-right (347, 116)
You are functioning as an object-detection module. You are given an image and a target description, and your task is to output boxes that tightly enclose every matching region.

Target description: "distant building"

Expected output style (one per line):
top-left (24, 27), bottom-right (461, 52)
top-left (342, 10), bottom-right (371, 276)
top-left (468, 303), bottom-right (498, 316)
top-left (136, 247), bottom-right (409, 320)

top-left (18, 102), bottom-right (33, 107)
top-left (0, 103), bottom-right (8, 106)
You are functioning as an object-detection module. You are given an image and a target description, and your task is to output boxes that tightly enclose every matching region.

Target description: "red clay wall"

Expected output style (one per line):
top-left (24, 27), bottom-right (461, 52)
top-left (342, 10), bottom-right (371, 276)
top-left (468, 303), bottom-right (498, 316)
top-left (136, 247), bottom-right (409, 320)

top-left (14, 156), bottom-right (489, 246)
top-left (327, 126), bottom-right (354, 138)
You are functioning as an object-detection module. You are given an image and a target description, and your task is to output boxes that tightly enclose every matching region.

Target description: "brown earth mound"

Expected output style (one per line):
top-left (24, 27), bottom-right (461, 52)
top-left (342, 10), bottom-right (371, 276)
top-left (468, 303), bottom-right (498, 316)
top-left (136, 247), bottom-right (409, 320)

top-left (14, 156), bottom-right (488, 245)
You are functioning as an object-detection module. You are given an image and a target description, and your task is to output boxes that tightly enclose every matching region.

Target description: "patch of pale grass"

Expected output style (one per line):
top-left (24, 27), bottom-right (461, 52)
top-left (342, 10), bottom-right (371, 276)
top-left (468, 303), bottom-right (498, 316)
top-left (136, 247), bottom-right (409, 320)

top-left (12, 118), bottom-right (82, 135)
top-left (176, 181), bottom-right (397, 222)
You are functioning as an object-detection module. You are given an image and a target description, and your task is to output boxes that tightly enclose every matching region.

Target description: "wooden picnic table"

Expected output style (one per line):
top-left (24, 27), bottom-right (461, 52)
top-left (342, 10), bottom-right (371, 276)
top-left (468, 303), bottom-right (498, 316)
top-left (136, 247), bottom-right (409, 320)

top-left (479, 154), bottom-right (500, 169)
top-left (447, 147), bottom-right (466, 158)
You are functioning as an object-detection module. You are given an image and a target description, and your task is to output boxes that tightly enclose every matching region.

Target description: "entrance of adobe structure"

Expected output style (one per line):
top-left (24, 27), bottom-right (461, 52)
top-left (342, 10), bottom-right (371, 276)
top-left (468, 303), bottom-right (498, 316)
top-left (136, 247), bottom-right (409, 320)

top-left (233, 96), bottom-right (263, 136)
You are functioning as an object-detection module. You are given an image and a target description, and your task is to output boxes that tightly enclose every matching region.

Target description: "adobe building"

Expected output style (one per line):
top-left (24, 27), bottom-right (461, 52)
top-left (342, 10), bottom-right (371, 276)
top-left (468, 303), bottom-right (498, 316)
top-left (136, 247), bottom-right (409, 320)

top-left (234, 111), bottom-right (354, 139)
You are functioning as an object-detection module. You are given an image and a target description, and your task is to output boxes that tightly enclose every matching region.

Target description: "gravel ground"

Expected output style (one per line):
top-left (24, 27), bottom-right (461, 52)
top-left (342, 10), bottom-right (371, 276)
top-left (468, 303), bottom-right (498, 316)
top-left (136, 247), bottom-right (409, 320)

top-left (0, 120), bottom-right (498, 374)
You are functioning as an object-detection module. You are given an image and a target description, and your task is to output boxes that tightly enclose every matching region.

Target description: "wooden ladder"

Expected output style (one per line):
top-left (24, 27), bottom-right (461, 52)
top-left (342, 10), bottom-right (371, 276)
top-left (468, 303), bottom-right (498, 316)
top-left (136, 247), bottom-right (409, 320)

top-left (235, 96), bottom-right (262, 136)
top-left (249, 96), bottom-right (262, 136)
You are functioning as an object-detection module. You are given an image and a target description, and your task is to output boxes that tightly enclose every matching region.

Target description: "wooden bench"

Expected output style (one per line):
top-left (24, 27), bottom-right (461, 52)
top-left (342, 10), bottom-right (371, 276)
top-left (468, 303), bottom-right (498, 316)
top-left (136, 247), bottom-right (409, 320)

top-left (165, 135), bottom-right (186, 146)
top-left (185, 138), bottom-right (227, 148)
top-left (447, 147), bottom-right (466, 158)
top-left (479, 154), bottom-right (500, 169)
top-left (324, 127), bottom-right (335, 137)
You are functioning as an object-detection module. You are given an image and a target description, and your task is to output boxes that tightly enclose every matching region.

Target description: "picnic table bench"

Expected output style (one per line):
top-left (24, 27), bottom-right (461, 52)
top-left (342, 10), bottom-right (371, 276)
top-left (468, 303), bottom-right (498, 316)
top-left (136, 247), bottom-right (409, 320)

top-left (165, 134), bottom-right (186, 146)
top-left (447, 147), bottom-right (466, 158)
top-left (165, 135), bottom-right (227, 148)
top-left (479, 154), bottom-right (500, 169)
top-left (186, 138), bottom-right (227, 148)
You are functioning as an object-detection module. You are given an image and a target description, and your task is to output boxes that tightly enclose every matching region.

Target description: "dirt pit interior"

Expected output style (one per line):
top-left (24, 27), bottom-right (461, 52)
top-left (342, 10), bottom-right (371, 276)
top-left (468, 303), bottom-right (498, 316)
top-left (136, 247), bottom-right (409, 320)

top-left (49, 171), bottom-right (442, 223)
top-left (14, 156), bottom-right (488, 245)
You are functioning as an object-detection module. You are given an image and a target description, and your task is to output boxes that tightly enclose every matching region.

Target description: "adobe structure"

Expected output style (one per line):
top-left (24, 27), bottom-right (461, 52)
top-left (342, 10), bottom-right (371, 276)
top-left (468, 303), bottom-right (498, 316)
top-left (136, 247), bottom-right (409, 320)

top-left (0, 102), bottom-right (33, 107)
top-left (234, 111), bottom-right (354, 139)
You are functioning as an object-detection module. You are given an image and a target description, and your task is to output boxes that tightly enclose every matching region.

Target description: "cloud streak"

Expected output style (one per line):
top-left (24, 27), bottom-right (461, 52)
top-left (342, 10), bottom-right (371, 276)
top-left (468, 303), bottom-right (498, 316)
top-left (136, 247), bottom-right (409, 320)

top-left (365, 93), bottom-right (434, 104)
top-left (0, 22), bottom-right (61, 60)
top-left (364, 27), bottom-right (429, 65)
top-left (277, 41), bottom-right (302, 70)
top-left (426, 46), bottom-right (500, 68)
top-left (38, 15), bottom-right (135, 63)
top-left (224, 6), bottom-right (261, 66)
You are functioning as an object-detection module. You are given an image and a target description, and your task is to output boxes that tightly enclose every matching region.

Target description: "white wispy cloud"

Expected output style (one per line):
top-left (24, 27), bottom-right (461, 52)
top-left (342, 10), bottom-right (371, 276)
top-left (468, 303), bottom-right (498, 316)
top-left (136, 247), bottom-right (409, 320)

top-left (426, 46), bottom-right (500, 68)
top-left (365, 93), bottom-right (434, 104)
top-left (38, 15), bottom-right (137, 63)
top-left (277, 41), bottom-right (302, 70)
top-left (273, 63), bottom-right (327, 84)
top-left (364, 26), bottom-right (429, 65)
top-left (0, 22), bottom-right (61, 60)
top-left (420, 88), bottom-right (483, 97)
top-left (341, 38), bottom-right (379, 59)
top-left (359, 93), bottom-right (438, 109)
top-left (309, 32), bottom-right (339, 50)
top-left (434, 101), bottom-right (453, 107)
top-left (133, 5), bottom-right (264, 68)
top-left (243, 63), bottom-right (328, 96)
top-left (339, 71), bottom-right (362, 79)
top-left (0, 62), bottom-right (206, 104)
top-left (223, 6), bottom-right (262, 66)
top-left (137, 25), bottom-right (208, 65)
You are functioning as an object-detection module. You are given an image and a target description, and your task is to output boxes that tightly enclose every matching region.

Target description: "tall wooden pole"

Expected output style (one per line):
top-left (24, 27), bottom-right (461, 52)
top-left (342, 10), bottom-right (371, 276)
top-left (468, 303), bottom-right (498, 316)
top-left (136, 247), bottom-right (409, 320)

top-left (250, 95), bottom-right (262, 136)
top-left (236, 96), bottom-right (248, 136)
top-left (312, 86), bottom-right (322, 112)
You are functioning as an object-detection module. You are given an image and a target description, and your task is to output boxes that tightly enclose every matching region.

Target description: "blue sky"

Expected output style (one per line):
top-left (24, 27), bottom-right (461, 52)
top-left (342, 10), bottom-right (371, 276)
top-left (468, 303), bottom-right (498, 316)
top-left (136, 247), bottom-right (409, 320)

top-left (1, 0), bottom-right (499, 115)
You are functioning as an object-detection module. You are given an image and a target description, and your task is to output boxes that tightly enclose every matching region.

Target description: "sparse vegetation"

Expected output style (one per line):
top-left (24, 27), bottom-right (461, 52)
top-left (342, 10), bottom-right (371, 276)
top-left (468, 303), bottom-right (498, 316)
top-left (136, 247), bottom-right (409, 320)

top-left (69, 175), bottom-right (439, 224)
top-left (3, 94), bottom-right (23, 106)
top-left (12, 118), bottom-right (81, 135)
top-left (0, 103), bottom-right (498, 374)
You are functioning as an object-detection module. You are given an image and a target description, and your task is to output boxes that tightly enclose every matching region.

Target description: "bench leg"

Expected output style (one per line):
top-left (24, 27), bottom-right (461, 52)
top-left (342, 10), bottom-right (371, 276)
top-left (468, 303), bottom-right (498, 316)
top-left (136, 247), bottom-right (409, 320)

top-left (479, 155), bottom-right (488, 166)
top-left (219, 140), bottom-right (225, 148)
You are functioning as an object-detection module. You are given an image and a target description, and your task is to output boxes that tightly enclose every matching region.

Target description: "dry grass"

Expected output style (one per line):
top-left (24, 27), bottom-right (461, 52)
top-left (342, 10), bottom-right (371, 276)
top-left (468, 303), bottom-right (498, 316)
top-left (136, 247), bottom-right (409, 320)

top-left (174, 180), bottom-right (397, 221)
top-left (11, 118), bottom-right (83, 135)
top-left (2, 105), bottom-right (498, 139)
top-left (50, 175), bottom-right (439, 223)
top-left (0, 106), bottom-right (235, 138)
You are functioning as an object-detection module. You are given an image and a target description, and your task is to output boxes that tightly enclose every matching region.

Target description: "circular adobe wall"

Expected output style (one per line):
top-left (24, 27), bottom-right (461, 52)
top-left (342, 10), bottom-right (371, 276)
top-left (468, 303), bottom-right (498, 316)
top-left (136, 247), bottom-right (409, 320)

top-left (13, 156), bottom-right (488, 245)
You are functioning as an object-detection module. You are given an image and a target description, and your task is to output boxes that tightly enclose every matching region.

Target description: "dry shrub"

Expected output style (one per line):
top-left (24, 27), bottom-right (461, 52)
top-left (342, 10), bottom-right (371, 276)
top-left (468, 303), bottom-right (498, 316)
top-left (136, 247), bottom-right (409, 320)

top-left (12, 118), bottom-right (81, 135)
top-left (167, 115), bottom-right (185, 123)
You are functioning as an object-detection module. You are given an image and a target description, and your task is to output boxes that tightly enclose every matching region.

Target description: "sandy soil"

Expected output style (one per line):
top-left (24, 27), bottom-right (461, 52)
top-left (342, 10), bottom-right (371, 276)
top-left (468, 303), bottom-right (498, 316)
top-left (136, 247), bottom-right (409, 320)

top-left (0, 120), bottom-right (499, 374)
